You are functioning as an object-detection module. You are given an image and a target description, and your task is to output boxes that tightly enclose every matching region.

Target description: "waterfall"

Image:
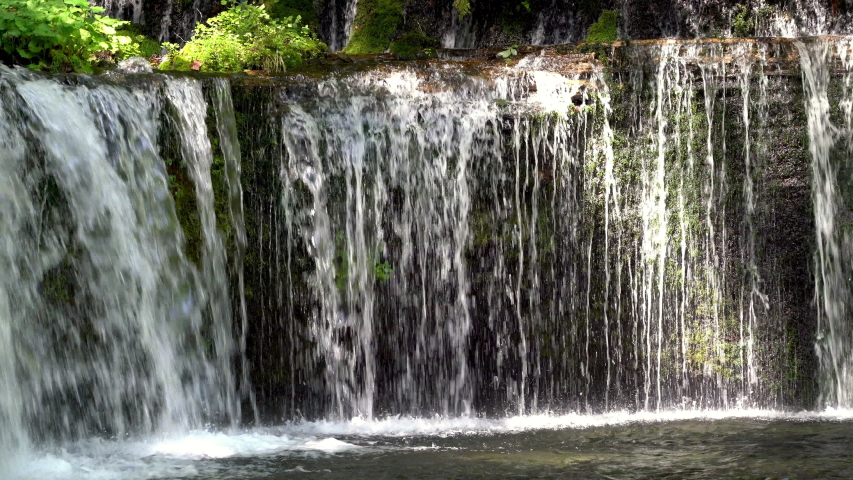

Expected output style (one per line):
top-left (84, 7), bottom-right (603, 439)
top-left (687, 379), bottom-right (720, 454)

top-left (442, 11), bottom-right (476, 49)
top-left (211, 78), bottom-right (258, 424)
top-left (324, 0), bottom-right (359, 52)
top-left (91, 0), bottom-right (144, 24)
top-left (276, 69), bottom-right (489, 417)
top-left (164, 77), bottom-right (240, 424)
top-left (1, 38), bottom-right (847, 459)
top-left (0, 67), bottom-right (242, 460)
top-left (529, 0), bottom-right (584, 45)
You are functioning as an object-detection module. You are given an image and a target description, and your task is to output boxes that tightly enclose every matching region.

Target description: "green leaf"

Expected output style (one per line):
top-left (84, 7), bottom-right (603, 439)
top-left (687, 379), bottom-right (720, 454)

top-left (16, 47), bottom-right (33, 58)
top-left (34, 24), bottom-right (58, 37)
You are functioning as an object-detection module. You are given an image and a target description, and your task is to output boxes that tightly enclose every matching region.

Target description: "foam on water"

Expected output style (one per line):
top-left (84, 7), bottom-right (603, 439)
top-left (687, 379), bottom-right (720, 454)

top-left (6, 431), bottom-right (361, 480)
top-left (277, 408), bottom-right (853, 438)
top-left (6, 410), bottom-right (853, 479)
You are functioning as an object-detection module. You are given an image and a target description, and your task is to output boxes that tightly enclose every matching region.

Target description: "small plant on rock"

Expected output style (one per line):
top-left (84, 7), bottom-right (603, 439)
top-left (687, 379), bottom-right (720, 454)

top-left (497, 44), bottom-right (519, 59)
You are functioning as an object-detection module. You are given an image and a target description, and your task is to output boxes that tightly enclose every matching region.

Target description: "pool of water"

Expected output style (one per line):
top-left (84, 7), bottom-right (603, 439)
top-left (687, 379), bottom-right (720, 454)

top-left (8, 410), bottom-right (853, 479)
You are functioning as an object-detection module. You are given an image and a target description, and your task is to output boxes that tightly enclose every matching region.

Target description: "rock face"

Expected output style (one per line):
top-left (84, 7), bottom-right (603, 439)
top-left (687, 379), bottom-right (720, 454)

top-left (224, 39), bottom-right (829, 420)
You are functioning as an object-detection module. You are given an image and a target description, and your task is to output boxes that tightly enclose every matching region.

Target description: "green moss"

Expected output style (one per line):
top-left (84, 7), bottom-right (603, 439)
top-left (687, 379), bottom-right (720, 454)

top-left (389, 30), bottom-right (439, 60)
top-left (583, 10), bottom-right (617, 43)
top-left (343, 0), bottom-right (404, 54)
top-left (169, 161), bottom-right (203, 267)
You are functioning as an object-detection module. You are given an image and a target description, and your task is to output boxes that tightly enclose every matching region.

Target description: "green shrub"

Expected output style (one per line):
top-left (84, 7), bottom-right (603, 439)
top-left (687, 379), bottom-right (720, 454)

top-left (731, 4), bottom-right (766, 38)
top-left (583, 10), bottom-right (617, 43)
top-left (0, 0), bottom-right (134, 72)
top-left (159, 3), bottom-right (326, 73)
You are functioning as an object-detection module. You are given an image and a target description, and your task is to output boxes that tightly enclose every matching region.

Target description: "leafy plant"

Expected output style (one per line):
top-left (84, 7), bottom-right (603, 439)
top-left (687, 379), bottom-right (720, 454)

top-left (583, 10), bottom-right (617, 43)
top-left (374, 262), bottom-right (392, 282)
top-left (0, 0), bottom-right (134, 72)
top-left (497, 44), bottom-right (518, 59)
top-left (732, 4), bottom-right (761, 38)
top-left (454, 0), bottom-right (471, 17)
top-left (160, 3), bottom-right (326, 73)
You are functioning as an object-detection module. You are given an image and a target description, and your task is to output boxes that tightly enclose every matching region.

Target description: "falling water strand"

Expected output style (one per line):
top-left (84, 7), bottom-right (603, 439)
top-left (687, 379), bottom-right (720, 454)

top-left (592, 67), bottom-right (619, 410)
top-left (0, 99), bottom-right (31, 466)
top-left (211, 78), bottom-right (258, 426)
top-left (165, 77), bottom-right (239, 424)
top-left (797, 39), bottom-right (853, 408)
top-left (326, 0), bottom-right (359, 51)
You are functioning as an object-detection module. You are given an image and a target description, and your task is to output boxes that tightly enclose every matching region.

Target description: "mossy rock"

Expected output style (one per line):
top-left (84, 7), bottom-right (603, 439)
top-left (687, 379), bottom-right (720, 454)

top-left (389, 30), bottom-right (439, 60)
top-left (583, 9), bottom-right (617, 43)
top-left (343, 0), bottom-right (404, 54)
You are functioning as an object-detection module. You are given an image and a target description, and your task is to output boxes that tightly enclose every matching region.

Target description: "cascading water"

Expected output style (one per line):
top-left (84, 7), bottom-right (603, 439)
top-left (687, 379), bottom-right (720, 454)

top-left (442, 11), bottom-right (476, 49)
top-left (0, 67), bottom-right (244, 467)
top-left (2, 31), bottom-right (853, 479)
top-left (229, 41), bottom-right (815, 419)
top-left (275, 69), bottom-right (517, 417)
top-left (529, 0), bottom-right (585, 45)
top-left (797, 38), bottom-right (853, 408)
top-left (90, 0), bottom-right (219, 43)
top-left (323, 0), bottom-right (359, 52)
top-left (92, 0), bottom-right (144, 24)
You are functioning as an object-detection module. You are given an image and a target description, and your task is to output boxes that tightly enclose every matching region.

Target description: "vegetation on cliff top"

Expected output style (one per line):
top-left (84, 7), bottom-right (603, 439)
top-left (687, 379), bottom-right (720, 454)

top-left (0, 0), bottom-right (142, 73)
top-left (159, 3), bottom-right (326, 73)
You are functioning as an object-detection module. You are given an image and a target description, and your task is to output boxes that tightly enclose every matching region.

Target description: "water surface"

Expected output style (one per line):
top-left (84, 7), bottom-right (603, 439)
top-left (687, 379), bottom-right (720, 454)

top-left (10, 411), bottom-right (853, 479)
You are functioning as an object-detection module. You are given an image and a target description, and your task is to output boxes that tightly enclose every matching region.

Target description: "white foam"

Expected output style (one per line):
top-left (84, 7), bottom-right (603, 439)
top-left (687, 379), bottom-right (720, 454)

top-left (6, 409), bottom-right (852, 479)
top-left (275, 408), bottom-right (853, 438)
top-left (4, 430), bottom-right (360, 480)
